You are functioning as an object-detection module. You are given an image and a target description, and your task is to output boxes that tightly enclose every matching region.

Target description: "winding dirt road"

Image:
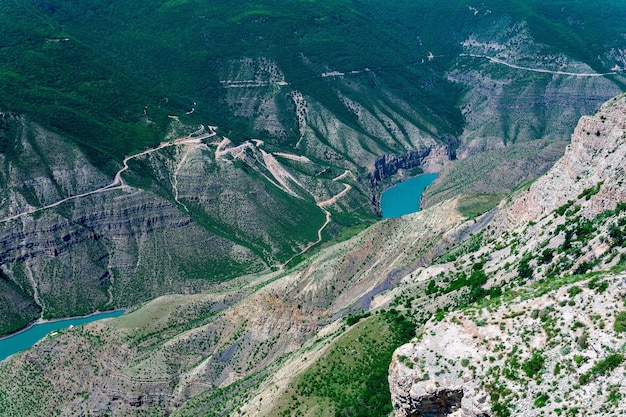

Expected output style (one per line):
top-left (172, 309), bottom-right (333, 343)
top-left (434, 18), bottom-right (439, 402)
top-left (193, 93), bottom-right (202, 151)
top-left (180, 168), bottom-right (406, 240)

top-left (0, 129), bottom-right (216, 224)
top-left (461, 53), bottom-right (619, 77)
top-left (0, 126), bottom-right (355, 274)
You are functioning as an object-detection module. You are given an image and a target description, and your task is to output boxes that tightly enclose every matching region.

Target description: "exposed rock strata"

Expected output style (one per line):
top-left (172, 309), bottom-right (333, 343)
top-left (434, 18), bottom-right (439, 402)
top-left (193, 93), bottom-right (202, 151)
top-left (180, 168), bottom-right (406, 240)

top-left (369, 145), bottom-right (450, 187)
top-left (389, 93), bottom-right (626, 417)
top-left (0, 198), bottom-right (467, 416)
top-left (494, 93), bottom-right (626, 231)
top-left (451, 20), bottom-right (623, 155)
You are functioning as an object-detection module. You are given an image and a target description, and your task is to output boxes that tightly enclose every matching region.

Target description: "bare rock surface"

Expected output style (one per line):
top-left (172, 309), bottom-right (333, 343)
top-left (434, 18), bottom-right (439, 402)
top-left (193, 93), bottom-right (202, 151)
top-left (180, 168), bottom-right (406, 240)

top-left (389, 93), bottom-right (626, 417)
top-left (495, 93), bottom-right (626, 231)
top-left (390, 273), bottom-right (626, 416)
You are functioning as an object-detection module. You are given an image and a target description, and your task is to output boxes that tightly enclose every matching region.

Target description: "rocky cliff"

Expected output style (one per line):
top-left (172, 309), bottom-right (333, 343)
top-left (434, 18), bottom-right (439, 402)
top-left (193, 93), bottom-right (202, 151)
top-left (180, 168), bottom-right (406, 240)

top-left (2, 94), bottom-right (626, 416)
top-left (390, 273), bottom-right (626, 417)
top-left (389, 93), bottom-right (626, 416)
top-left (0, 113), bottom-right (364, 332)
top-left (0, 195), bottom-right (467, 416)
top-left (2, 3), bottom-right (626, 414)
top-left (494, 94), bottom-right (626, 229)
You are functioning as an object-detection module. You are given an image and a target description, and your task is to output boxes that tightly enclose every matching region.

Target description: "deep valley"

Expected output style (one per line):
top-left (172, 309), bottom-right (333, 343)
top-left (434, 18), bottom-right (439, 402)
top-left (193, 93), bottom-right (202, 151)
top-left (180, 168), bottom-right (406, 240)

top-left (1, 1), bottom-right (626, 416)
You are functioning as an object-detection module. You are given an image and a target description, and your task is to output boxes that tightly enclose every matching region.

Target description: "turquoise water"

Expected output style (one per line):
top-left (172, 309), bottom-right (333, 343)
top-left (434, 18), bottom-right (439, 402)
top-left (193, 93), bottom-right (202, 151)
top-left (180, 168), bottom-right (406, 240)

top-left (0, 310), bottom-right (124, 362)
top-left (381, 173), bottom-right (438, 219)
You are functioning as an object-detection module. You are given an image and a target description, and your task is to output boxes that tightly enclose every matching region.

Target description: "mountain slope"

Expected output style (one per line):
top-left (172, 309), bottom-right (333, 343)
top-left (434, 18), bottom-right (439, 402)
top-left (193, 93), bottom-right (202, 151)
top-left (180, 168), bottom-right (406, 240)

top-left (389, 94), bottom-right (626, 416)
top-left (2, 1), bottom-right (626, 335)
top-left (0, 195), bottom-right (467, 415)
top-left (5, 0), bottom-right (624, 154)
top-left (0, 93), bottom-right (624, 416)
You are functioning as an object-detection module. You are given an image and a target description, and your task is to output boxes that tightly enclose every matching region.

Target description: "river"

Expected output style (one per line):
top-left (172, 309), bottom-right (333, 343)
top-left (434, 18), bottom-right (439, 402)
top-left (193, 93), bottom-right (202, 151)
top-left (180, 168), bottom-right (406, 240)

top-left (381, 173), bottom-right (437, 219)
top-left (0, 310), bottom-right (125, 362)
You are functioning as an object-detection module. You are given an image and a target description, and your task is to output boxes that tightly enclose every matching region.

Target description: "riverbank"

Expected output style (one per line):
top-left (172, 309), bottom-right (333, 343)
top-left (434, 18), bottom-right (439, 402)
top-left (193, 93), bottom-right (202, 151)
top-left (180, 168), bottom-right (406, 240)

top-left (0, 309), bottom-right (126, 341)
top-left (0, 309), bottom-right (125, 362)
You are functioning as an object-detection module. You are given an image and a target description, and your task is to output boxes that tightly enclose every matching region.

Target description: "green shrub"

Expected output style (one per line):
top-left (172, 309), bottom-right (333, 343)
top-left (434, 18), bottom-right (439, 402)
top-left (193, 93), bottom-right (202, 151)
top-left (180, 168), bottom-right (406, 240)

top-left (346, 312), bottom-right (371, 326)
top-left (577, 182), bottom-right (603, 200)
top-left (517, 256), bottom-right (533, 280)
top-left (588, 277), bottom-right (609, 293)
top-left (580, 353), bottom-right (625, 384)
top-left (555, 201), bottom-right (574, 216)
top-left (573, 355), bottom-right (584, 367)
top-left (534, 393), bottom-right (549, 408)
top-left (523, 352), bottom-right (545, 378)
top-left (491, 401), bottom-right (511, 417)
top-left (614, 311), bottom-right (626, 332)
top-left (591, 354), bottom-right (624, 376)
top-left (607, 385), bottom-right (622, 407)
top-left (568, 286), bottom-right (583, 297)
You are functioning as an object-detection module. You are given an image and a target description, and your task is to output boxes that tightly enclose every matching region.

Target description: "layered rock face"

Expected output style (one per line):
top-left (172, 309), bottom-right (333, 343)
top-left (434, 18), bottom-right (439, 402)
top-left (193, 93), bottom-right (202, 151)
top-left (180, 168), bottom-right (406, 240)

top-left (389, 93), bottom-right (626, 417)
top-left (494, 93), bottom-right (626, 231)
top-left (0, 57), bottom-right (462, 334)
top-left (451, 20), bottom-right (623, 156)
top-left (0, 114), bottom-right (326, 331)
top-left (0, 196), bottom-right (467, 416)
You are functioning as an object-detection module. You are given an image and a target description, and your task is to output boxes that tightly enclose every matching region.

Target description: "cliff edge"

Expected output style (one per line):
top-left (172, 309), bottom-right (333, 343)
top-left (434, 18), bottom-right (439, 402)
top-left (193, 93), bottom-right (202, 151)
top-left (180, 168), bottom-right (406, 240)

top-left (389, 93), bottom-right (626, 416)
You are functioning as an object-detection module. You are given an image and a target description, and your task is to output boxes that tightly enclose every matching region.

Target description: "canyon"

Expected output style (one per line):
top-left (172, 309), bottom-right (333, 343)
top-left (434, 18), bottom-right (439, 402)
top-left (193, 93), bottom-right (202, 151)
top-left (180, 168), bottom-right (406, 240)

top-left (1, 1), bottom-right (626, 416)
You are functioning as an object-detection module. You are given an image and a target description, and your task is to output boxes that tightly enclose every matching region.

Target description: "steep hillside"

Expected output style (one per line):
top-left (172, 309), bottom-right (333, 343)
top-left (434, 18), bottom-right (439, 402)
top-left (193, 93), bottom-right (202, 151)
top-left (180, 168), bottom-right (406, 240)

top-left (0, 194), bottom-right (467, 416)
top-left (1, 1), bottom-right (626, 413)
top-left (5, 0), bottom-right (624, 158)
top-left (0, 95), bottom-right (625, 416)
top-left (1, 1), bottom-right (626, 334)
top-left (0, 113), bottom-right (366, 330)
top-left (391, 273), bottom-right (626, 416)
top-left (389, 94), bottom-right (626, 416)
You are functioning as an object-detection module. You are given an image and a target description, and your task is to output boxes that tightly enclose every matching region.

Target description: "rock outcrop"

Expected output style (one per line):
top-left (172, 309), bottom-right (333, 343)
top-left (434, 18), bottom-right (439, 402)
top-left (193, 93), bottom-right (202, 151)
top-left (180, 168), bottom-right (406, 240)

top-left (0, 113), bottom-right (329, 329)
top-left (494, 93), bottom-right (626, 231)
top-left (389, 93), bottom-right (626, 417)
top-left (369, 145), bottom-right (451, 187)
top-left (0, 197), bottom-right (467, 416)
top-left (390, 273), bottom-right (626, 416)
top-left (451, 20), bottom-right (623, 155)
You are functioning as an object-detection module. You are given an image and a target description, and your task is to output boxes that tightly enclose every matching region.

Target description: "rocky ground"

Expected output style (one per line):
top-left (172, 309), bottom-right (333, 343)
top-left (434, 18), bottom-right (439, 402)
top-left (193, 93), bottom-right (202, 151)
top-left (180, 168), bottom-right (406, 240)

top-left (389, 94), bottom-right (626, 416)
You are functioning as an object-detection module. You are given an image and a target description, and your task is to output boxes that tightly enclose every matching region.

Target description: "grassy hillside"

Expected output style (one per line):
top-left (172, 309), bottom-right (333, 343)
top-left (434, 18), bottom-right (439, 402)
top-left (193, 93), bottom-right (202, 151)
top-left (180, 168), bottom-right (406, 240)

top-left (0, 5), bottom-right (625, 413)
top-left (268, 311), bottom-right (415, 417)
top-left (4, 0), bottom-right (624, 166)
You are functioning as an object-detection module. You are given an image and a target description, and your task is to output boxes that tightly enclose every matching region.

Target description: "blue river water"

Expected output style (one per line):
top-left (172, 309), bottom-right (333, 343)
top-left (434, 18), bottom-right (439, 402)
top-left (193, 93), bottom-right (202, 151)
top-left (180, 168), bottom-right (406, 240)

top-left (0, 310), bottom-right (125, 362)
top-left (381, 173), bottom-right (438, 219)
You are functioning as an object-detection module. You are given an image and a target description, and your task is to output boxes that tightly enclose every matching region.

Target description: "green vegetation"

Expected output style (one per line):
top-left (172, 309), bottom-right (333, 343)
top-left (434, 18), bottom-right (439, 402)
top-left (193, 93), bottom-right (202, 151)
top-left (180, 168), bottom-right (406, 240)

top-left (577, 182), bottom-right (603, 201)
top-left (0, 0), bottom-right (471, 168)
top-left (517, 254), bottom-right (534, 281)
top-left (1, 1), bottom-right (626, 415)
top-left (607, 385), bottom-right (622, 407)
top-left (587, 276), bottom-right (609, 293)
top-left (0, 273), bottom-right (42, 335)
top-left (426, 260), bottom-right (502, 306)
top-left (457, 193), bottom-right (505, 219)
top-left (423, 141), bottom-right (568, 208)
top-left (435, 231), bottom-right (485, 264)
top-left (4, 0), bottom-right (623, 169)
top-left (485, 0), bottom-right (626, 75)
top-left (614, 311), bottom-right (626, 332)
top-left (567, 286), bottom-right (583, 298)
top-left (579, 354), bottom-right (624, 384)
top-left (345, 312), bottom-right (371, 326)
top-left (522, 351), bottom-right (545, 378)
top-left (273, 310), bottom-right (415, 417)
top-left (534, 393), bottom-right (549, 408)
